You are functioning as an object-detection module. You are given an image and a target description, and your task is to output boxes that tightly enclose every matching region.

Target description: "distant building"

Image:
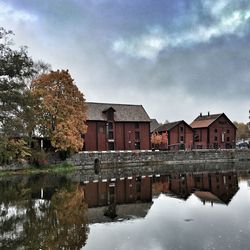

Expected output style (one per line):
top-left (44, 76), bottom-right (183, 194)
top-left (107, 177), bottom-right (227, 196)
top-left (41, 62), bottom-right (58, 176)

top-left (84, 102), bottom-right (151, 151)
top-left (190, 113), bottom-right (237, 149)
top-left (150, 119), bottom-right (160, 133)
top-left (153, 120), bottom-right (194, 150)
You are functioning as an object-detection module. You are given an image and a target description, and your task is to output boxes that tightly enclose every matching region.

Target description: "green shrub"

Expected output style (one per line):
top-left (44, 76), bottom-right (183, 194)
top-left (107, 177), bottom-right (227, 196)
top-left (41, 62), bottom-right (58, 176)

top-left (0, 137), bottom-right (31, 165)
top-left (30, 150), bottom-right (48, 167)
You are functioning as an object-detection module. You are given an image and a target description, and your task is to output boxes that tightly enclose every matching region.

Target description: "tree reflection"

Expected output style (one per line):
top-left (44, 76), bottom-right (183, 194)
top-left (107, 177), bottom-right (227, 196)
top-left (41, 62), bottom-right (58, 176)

top-left (0, 176), bottom-right (89, 249)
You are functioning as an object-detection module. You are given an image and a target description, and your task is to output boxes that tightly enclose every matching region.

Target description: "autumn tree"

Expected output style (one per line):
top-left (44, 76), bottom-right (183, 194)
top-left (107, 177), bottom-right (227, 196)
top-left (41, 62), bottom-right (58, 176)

top-left (151, 132), bottom-right (163, 149)
top-left (233, 121), bottom-right (250, 140)
top-left (31, 70), bottom-right (87, 152)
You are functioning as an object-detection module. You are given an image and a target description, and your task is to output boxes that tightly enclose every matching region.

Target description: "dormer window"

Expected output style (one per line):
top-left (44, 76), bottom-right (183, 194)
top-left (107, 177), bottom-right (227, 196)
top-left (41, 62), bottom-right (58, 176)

top-left (102, 107), bottom-right (116, 121)
top-left (107, 110), bottom-right (114, 120)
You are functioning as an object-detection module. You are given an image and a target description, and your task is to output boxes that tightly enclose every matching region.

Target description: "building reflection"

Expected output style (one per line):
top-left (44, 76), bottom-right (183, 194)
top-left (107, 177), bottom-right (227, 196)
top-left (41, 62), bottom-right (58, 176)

top-left (82, 176), bottom-right (153, 223)
top-left (152, 172), bottom-right (239, 205)
top-left (0, 170), bottom-right (241, 249)
top-left (26, 175), bottom-right (153, 223)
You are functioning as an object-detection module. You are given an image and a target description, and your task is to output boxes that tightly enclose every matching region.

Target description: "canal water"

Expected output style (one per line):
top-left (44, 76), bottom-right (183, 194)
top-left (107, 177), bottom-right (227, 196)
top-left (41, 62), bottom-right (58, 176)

top-left (1, 168), bottom-right (250, 249)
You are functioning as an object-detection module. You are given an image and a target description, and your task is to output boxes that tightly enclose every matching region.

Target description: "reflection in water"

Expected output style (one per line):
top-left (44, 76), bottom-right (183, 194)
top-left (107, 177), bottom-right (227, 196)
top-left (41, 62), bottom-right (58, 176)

top-left (153, 172), bottom-right (239, 206)
top-left (0, 175), bottom-right (89, 249)
top-left (83, 176), bottom-right (152, 223)
top-left (0, 170), bottom-right (243, 249)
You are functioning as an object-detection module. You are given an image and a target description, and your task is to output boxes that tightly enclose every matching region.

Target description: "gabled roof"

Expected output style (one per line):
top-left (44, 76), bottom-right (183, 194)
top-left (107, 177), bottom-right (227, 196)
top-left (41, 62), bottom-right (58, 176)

top-left (153, 120), bottom-right (192, 133)
top-left (87, 202), bottom-right (152, 224)
top-left (150, 119), bottom-right (160, 133)
top-left (190, 113), bottom-right (236, 129)
top-left (85, 102), bottom-right (151, 122)
top-left (194, 191), bottom-right (224, 204)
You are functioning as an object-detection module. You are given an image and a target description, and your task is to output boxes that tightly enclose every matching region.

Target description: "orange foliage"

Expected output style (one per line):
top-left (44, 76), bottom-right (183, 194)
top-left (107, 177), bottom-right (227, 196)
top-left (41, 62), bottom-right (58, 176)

top-left (31, 69), bottom-right (87, 152)
top-left (151, 132), bottom-right (162, 145)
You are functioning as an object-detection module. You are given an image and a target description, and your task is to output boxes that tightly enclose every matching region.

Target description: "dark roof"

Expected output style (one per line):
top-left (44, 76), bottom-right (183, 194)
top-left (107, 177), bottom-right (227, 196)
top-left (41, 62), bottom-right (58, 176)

top-left (190, 113), bottom-right (221, 128)
top-left (190, 113), bottom-right (236, 129)
top-left (87, 202), bottom-right (152, 224)
top-left (153, 120), bottom-right (190, 133)
top-left (85, 102), bottom-right (151, 122)
top-left (150, 119), bottom-right (160, 133)
top-left (194, 191), bottom-right (224, 204)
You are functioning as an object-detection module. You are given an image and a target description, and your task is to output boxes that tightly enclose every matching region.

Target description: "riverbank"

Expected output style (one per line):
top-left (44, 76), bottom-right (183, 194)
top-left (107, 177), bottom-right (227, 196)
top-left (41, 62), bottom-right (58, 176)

top-left (1, 149), bottom-right (250, 177)
top-left (0, 163), bottom-right (80, 177)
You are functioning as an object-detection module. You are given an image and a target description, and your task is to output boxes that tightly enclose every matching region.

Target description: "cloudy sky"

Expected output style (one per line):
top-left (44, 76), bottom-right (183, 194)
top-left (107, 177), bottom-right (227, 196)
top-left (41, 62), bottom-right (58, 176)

top-left (1, 0), bottom-right (250, 123)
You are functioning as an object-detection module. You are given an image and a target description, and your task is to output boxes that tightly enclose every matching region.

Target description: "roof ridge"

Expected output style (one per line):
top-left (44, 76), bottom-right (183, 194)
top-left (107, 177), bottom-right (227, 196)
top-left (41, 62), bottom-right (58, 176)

top-left (86, 101), bottom-right (143, 107)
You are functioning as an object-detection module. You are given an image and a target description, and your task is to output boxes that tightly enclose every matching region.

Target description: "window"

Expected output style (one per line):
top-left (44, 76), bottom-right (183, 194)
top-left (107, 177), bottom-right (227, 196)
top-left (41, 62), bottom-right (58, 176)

top-left (180, 136), bottom-right (184, 142)
top-left (135, 122), bottom-right (139, 129)
top-left (135, 131), bottom-right (140, 140)
top-left (136, 181), bottom-right (141, 192)
top-left (227, 137), bottom-right (230, 142)
top-left (108, 122), bottom-right (113, 130)
top-left (107, 110), bottom-right (114, 120)
top-left (214, 136), bottom-right (218, 141)
top-left (135, 141), bottom-right (140, 150)
top-left (214, 129), bottom-right (218, 133)
top-left (194, 130), bottom-right (199, 142)
top-left (108, 142), bottom-right (114, 150)
top-left (180, 127), bottom-right (184, 132)
top-left (108, 131), bottom-right (114, 139)
top-left (227, 129), bottom-right (230, 133)
top-left (196, 177), bottom-right (201, 183)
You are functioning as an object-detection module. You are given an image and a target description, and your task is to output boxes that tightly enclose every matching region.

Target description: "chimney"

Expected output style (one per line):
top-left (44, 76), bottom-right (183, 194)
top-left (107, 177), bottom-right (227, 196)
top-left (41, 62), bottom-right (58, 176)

top-left (200, 112), bottom-right (202, 117)
top-left (208, 111), bottom-right (210, 116)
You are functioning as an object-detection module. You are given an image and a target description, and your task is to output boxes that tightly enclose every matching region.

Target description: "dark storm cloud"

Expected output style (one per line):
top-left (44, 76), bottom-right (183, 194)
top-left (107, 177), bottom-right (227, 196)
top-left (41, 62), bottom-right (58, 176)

top-left (1, 0), bottom-right (250, 122)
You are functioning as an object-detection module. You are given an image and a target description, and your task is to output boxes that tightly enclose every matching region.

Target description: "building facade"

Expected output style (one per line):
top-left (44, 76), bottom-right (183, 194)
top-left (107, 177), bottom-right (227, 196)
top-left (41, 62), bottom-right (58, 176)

top-left (190, 113), bottom-right (237, 149)
top-left (153, 120), bottom-right (194, 150)
top-left (84, 102), bottom-right (151, 151)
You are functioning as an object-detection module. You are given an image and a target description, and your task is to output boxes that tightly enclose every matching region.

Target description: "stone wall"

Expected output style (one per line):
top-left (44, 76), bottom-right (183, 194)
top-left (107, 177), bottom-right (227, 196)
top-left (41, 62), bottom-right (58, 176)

top-left (68, 149), bottom-right (250, 169)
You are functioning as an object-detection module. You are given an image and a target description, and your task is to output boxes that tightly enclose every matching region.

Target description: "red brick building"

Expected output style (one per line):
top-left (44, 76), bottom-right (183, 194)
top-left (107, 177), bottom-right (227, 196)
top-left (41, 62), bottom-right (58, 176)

top-left (190, 113), bottom-right (237, 149)
top-left (153, 120), bottom-right (194, 150)
top-left (84, 102), bottom-right (151, 151)
top-left (83, 176), bottom-right (152, 207)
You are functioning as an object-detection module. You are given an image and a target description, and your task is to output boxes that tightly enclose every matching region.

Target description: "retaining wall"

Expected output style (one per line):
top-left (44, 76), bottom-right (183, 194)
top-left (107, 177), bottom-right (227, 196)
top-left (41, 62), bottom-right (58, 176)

top-left (68, 149), bottom-right (250, 168)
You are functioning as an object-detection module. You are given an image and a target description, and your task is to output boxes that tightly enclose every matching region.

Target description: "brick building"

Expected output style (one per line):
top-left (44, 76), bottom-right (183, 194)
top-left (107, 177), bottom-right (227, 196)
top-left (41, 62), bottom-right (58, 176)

top-left (190, 113), bottom-right (237, 149)
top-left (153, 120), bottom-right (194, 150)
top-left (83, 176), bottom-right (152, 207)
top-left (84, 102), bottom-right (151, 151)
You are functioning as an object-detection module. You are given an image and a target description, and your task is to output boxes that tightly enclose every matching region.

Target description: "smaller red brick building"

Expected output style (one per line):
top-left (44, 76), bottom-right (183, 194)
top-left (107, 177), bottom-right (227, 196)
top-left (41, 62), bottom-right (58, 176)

top-left (153, 120), bottom-right (194, 150)
top-left (190, 113), bottom-right (237, 149)
top-left (84, 102), bottom-right (151, 151)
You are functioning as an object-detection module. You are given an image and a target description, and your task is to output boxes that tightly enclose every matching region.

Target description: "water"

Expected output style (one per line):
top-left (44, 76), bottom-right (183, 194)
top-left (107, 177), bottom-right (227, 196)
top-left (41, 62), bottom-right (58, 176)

top-left (1, 168), bottom-right (250, 249)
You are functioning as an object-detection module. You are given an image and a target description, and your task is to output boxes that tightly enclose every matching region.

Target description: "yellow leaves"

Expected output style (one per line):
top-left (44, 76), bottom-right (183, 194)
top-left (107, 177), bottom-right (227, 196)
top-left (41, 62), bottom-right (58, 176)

top-left (31, 69), bottom-right (87, 152)
top-left (151, 132), bottom-right (168, 145)
top-left (151, 132), bottom-right (162, 145)
top-left (51, 184), bottom-right (87, 225)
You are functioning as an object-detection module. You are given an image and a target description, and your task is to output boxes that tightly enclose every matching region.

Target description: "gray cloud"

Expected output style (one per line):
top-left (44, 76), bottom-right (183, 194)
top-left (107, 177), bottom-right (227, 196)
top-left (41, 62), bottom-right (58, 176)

top-left (113, 0), bottom-right (250, 59)
top-left (1, 0), bottom-right (250, 123)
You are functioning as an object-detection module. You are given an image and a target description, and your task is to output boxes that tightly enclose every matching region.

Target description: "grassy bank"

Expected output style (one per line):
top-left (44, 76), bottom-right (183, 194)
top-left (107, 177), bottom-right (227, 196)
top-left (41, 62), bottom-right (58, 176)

top-left (0, 163), bottom-right (80, 177)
